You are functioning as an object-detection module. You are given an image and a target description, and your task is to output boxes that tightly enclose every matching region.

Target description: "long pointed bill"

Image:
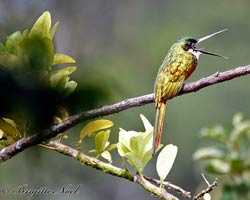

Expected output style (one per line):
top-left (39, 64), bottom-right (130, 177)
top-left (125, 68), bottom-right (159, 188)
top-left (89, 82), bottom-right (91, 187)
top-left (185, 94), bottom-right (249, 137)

top-left (198, 49), bottom-right (228, 59)
top-left (197, 29), bottom-right (227, 44)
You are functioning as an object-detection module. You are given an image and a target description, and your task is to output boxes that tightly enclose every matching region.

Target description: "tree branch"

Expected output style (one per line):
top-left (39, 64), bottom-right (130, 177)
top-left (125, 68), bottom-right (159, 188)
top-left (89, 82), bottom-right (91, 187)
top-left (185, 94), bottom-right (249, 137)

top-left (1, 65), bottom-right (250, 161)
top-left (45, 141), bottom-right (180, 200)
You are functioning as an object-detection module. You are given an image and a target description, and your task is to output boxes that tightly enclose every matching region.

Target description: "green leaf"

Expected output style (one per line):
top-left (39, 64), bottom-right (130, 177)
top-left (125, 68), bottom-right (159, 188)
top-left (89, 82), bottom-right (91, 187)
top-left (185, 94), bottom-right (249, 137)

top-left (200, 125), bottom-right (228, 144)
top-left (101, 151), bottom-right (112, 163)
top-left (0, 118), bottom-right (20, 149)
top-left (49, 22), bottom-right (59, 39)
top-left (5, 31), bottom-right (22, 54)
top-left (53, 54), bottom-right (76, 65)
top-left (57, 76), bottom-right (69, 91)
top-left (20, 37), bottom-right (54, 70)
top-left (117, 129), bottom-right (138, 156)
top-left (141, 130), bottom-right (153, 156)
top-left (0, 42), bottom-right (5, 53)
top-left (117, 143), bottom-right (130, 157)
top-left (0, 118), bottom-right (18, 138)
top-left (95, 130), bottom-right (110, 153)
top-left (193, 147), bottom-right (226, 161)
top-left (50, 67), bottom-right (77, 88)
top-left (156, 144), bottom-right (178, 181)
top-left (63, 81), bottom-right (77, 96)
top-left (0, 53), bottom-right (21, 71)
top-left (230, 120), bottom-right (250, 142)
top-left (140, 114), bottom-right (153, 132)
top-left (230, 158), bottom-right (244, 174)
top-left (80, 119), bottom-right (113, 141)
top-left (57, 106), bottom-right (69, 120)
top-left (125, 152), bottom-right (144, 173)
top-left (117, 115), bottom-right (155, 172)
top-left (141, 148), bottom-right (153, 169)
top-left (232, 113), bottom-right (244, 127)
top-left (105, 143), bottom-right (117, 151)
top-left (0, 129), bottom-right (4, 139)
top-left (29, 11), bottom-right (51, 38)
top-left (205, 159), bottom-right (230, 174)
top-left (203, 193), bottom-right (211, 200)
top-left (130, 136), bottom-right (144, 157)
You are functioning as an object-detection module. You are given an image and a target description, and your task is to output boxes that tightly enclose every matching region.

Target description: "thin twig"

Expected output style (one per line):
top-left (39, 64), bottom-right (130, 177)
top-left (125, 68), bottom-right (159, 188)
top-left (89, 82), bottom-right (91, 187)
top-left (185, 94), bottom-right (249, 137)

top-left (1, 65), bottom-right (250, 161)
top-left (145, 176), bottom-right (191, 198)
top-left (44, 141), bottom-right (179, 200)
top-left (193, 179), bottom-right (218, 200)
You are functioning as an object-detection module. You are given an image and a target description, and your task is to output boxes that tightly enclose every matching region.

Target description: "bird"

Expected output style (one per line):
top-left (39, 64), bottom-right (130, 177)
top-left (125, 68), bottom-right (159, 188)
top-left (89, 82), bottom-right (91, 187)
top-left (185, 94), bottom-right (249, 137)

top-left (153, 29), bottom-right (227, 155)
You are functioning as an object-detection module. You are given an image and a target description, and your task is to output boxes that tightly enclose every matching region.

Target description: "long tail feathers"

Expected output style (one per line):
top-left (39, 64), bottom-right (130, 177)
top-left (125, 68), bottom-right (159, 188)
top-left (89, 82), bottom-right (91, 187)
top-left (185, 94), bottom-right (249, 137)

top-left (153, 102), bottom-right (167, 156)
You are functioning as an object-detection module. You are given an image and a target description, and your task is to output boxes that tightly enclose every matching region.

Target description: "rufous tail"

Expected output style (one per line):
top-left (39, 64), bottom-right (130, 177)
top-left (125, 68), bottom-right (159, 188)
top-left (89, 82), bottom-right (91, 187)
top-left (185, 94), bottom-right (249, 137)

top-left (153, 102), bottom-right (167, 155)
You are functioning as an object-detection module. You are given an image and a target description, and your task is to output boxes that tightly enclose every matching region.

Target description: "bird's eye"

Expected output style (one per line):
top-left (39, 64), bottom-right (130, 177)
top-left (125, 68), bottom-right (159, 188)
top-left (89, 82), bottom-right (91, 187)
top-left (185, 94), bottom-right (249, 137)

top-left (183, 43), bottom-right (191, 51)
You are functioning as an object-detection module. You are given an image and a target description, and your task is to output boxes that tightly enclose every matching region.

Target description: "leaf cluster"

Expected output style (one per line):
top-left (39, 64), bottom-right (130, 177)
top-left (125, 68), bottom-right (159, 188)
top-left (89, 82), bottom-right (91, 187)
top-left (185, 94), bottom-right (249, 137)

top-left (193, 113), bottom-right (250, 199)
top-left (0, 11), bottom-right (77, 96)
top-left (79, 114), bottom-right (178, 184)
top-left (0, 11), bottom-right (77, 148)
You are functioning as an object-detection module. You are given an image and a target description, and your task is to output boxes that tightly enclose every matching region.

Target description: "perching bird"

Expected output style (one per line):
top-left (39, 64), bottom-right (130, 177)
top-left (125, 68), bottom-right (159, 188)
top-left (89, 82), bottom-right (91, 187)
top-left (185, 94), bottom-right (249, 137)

top-left (153, 29), bottom-right (227, 155)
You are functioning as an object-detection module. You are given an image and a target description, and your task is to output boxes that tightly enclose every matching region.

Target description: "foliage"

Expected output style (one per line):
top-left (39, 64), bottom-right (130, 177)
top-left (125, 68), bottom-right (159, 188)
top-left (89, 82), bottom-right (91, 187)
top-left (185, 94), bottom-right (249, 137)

top-left (0, 11), bottom-right (77, 148)
top-left (0, 11), bottom-right (77, 96)
top-left (117, 114), bottom-right (154, 173)
top-left (79, 119), bottom-right (115, 162)
top-left (193, 113), bottom-right (250, 200)
top-left (156, 144), bottom-right (178, 182)
top-left (0, 117), bottom-right (21, 149)
top-left (79, 114), bottom-right (178, 184)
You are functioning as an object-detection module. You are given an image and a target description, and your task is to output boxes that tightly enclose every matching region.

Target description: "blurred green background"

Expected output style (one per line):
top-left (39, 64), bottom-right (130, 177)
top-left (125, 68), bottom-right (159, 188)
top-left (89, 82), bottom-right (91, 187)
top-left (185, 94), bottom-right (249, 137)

top-left (0, 1), bottom-right (250, 199)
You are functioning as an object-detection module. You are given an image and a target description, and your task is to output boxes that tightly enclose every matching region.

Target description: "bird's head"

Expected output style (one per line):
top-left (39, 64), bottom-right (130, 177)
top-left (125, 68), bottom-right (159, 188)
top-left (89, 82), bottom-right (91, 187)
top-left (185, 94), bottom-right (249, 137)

top-left (176, 29), bottom-right (228, 59)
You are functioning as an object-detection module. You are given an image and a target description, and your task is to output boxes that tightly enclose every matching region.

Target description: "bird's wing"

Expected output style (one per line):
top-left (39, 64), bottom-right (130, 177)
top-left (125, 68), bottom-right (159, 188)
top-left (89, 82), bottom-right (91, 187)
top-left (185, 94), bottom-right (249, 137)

top-left (154, 62), bottom-right (186, 107)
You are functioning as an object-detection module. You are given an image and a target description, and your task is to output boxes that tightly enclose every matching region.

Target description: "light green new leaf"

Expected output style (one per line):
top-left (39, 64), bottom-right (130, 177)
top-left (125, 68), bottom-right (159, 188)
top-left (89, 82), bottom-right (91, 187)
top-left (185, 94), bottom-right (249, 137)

top-left (80, 119), bottom-right (113, 141)
top-left (29, 11), bottom-right (51, 38)
top-left (0, 118), bottom-right (20, 149)
top-left (141, 148), bottom-right (153, 169)
top-left (50, 67), bottom-right (77, 87)
top-left (20, 37), bottom-right (54, 70)
top-left (0, 129), bottom-right (4, 139)
top-left (125, 152), bottom-right (144, 173)
top-left (232, 113), bottom-right (244, 127)
top-left (95, 130), bottom-right (110, 153)
top-left (101, 151), bottom-right (112, 163)
top-left (117, 143), bottom-right (130, 157)
top-left (49, 22), bottom-right (59, 39)
top-left (63, 81), bottom-right (77, 96)
top-left (140, 114), bottom-right (153, 132)
top-left (205, 159), bottom-right (230, 174)
top-left (0, 118), bottom-right (17, 138)
top-left (53, 54), bottom-right (76, 65)
top-left (130, 136), bottom-right (144, 157)
top-left (5, 31), bottom-right (22, 54)
top-left (193, 147), bottom-right (226, 161)
top-left (230, 120), bottom-right (250, 142)
top-left (156, 144), bottom-right (178, 181)
top-left (200, 125), bottom-right (228, 144)
top-left (105, 143), bottom-right (117, 152)
top-left (0, 53), bottom-right (21, 71)
top-left (57, 76), bottom-right (69, 91)
top-left (117, 129), bottom-right (138, 157)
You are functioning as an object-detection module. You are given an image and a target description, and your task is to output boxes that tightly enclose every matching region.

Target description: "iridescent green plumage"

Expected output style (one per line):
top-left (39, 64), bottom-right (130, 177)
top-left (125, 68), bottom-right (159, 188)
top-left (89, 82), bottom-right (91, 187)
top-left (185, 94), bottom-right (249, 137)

top-left (153, 30), bottom-right (227, 155)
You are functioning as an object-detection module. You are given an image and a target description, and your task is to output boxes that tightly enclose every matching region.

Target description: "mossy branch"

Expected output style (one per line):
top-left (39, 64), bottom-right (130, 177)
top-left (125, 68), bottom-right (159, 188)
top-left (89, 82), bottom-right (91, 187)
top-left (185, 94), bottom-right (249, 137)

top-left (1, 64), bottom-right (250, 161)
top-left (45, 141), bottom-right (185, 200)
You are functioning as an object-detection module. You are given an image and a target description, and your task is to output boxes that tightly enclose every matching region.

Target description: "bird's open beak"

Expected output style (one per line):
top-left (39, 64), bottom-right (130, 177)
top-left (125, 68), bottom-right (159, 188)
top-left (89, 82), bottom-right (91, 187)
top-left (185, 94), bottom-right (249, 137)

top-left (196, 29), bottom-right (228, 59)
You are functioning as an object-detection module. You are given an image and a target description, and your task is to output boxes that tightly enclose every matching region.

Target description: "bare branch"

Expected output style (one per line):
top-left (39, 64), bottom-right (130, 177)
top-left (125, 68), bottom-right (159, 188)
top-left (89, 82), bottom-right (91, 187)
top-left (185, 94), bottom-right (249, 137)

top-left (1, 65), bottom-right (250, 161)
top-left (193, 179), bottom-right (218, 200)
top-left (145, 176), bottom-right (191, 198)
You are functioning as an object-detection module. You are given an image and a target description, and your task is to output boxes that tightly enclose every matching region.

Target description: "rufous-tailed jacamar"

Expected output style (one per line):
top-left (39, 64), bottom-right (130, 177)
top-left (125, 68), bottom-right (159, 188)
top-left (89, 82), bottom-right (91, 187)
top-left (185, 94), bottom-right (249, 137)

top-left (153, 29), bottom-right (227, 155)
